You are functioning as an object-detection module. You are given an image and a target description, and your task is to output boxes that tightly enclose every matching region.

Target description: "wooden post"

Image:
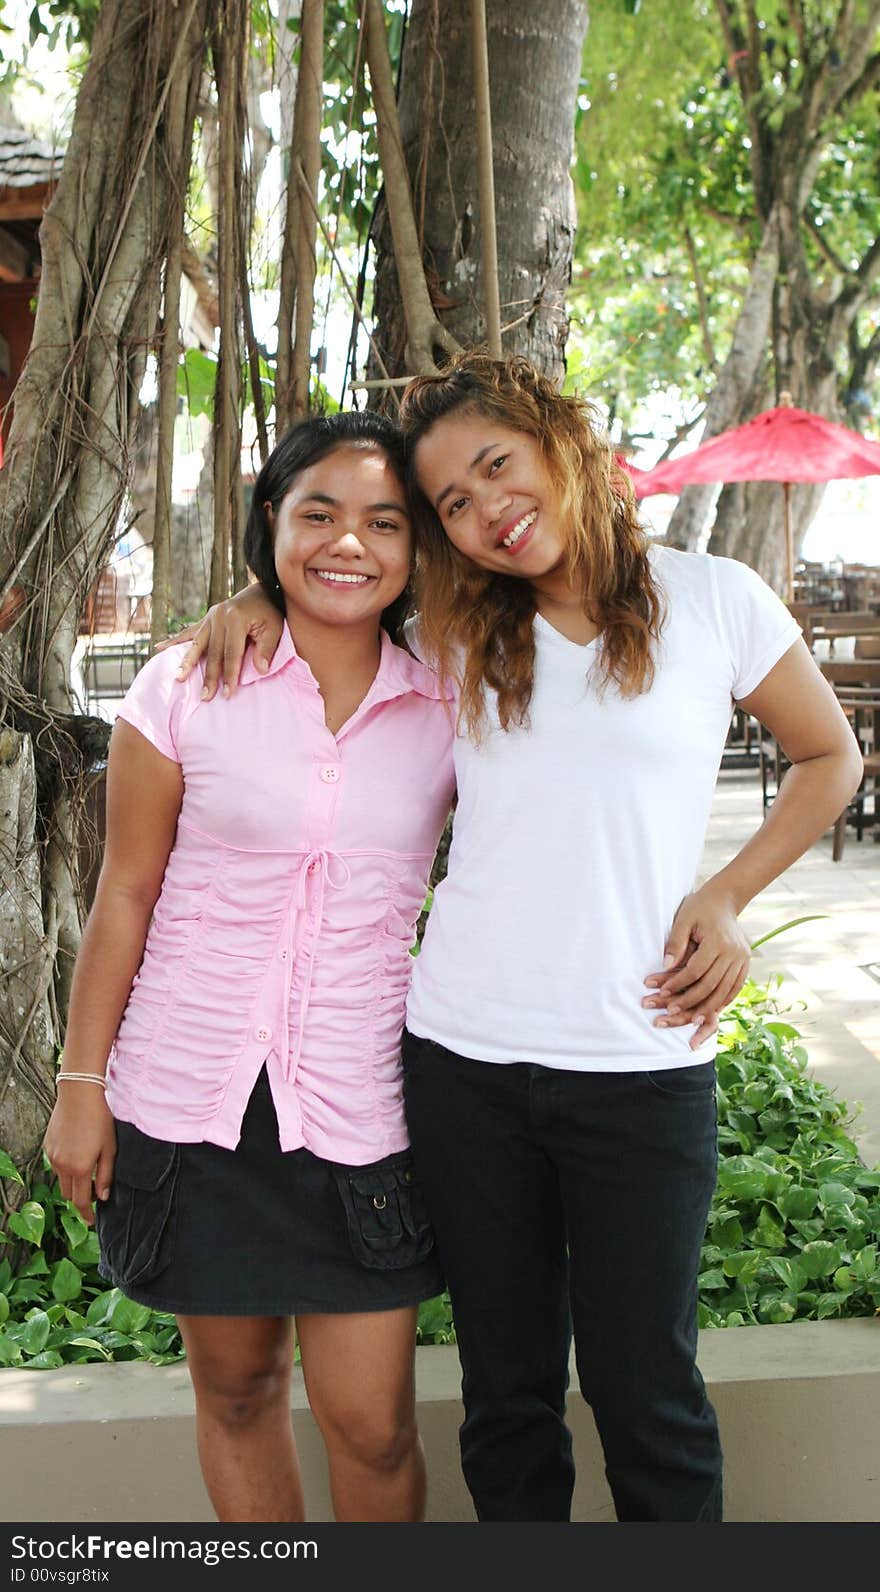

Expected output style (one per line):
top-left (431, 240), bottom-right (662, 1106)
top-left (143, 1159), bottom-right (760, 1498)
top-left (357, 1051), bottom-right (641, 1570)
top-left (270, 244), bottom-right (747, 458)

top-left (779, 390), bottom-right (794, 600)
top-left (783, 480), bottom-right (794, 602)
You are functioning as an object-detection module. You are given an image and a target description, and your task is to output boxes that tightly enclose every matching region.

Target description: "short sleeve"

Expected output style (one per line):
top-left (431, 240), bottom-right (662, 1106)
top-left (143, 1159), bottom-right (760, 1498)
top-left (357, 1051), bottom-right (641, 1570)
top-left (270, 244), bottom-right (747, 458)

top-left (710, 557), bottom-right (802, 701)
top-left (115, 644), bottom-right (201, 763)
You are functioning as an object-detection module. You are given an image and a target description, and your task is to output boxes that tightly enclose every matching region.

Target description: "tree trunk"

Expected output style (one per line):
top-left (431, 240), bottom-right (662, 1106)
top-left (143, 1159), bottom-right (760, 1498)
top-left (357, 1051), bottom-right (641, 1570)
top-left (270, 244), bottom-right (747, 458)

top-left (370, 0), bottom-right (589, 386)
top-left (0, 0), bottom-right (211, 1177)
top-left (669, 5), bottom-right (880, 576)
top-left (665, 209), bottom-right (779, 553)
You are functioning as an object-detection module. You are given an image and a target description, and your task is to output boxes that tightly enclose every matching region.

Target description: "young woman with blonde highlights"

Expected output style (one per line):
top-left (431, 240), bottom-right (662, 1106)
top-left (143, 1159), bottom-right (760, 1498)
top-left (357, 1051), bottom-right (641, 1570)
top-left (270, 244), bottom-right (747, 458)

top-left (169, 352), bottom-right (862, 1524)
top-left (403, 353), bottom-right (664, 738)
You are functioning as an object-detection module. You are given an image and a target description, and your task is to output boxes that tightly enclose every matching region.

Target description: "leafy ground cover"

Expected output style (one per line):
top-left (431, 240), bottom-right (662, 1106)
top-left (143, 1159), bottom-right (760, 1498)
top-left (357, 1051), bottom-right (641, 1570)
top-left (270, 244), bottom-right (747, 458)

top-left (0, 977), bottom-right (877, 1366)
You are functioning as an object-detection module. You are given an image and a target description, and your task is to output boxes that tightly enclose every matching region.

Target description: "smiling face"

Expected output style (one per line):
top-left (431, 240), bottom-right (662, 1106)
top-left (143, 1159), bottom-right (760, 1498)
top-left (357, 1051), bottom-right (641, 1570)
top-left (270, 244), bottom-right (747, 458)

top-left (413, 409), bottom-right (570, 587)
top-left (270, 443), bottom-right (412, 636)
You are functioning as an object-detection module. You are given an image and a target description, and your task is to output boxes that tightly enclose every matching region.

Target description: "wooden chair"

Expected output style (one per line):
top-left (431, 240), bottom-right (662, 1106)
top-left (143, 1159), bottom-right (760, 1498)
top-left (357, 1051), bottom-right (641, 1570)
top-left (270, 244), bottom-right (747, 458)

top-left (810, 612), bottom-right (880, 654)
top-left (828, 684), bottom-right (880, 861)
top-left (841, 565), bottom-right (880, 615)
top-left (760, 659), bottom-right (880, 819)
top-left (820, 659), bottom-right (880, 691)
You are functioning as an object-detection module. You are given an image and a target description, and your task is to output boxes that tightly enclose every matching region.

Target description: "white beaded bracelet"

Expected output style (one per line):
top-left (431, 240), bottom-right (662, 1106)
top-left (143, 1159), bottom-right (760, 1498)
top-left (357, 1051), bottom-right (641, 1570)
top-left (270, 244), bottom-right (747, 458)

top-left (56, 1072), bottom-right (108, 1090)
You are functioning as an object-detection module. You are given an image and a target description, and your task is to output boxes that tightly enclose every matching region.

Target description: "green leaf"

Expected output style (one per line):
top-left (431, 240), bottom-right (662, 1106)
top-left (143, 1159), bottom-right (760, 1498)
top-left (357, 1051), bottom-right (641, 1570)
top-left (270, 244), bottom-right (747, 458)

top-left (7, 1202), bottom-right (45, 1246)
top-left (791, 1218), bottom-right (825, 1244)
top-left (816, 1293), bottom-right (845, 1320)
top-left (716, 1157), bottom-right (773, 1200)
top-left (753, 1207), bottom-right (787, 1250)
top-left (819, 1181), bottom-right (856, 1209)
top-left (722, 1249), bottom-right (765, 1282)
top-left (177, 348), bottom-right (218, 420)
top-left (698, 1268), bottom-right (727, 1290)
top-left (50, 1259), bottom-right (84, 1304)
top-left (109, 1295), bottom-right (153, 1335)
top-left (0, 1332), bottom-right (22, 1366)
top-left (852, 1246), bottom-right (878, 1281)
top-left (778, 1186), bottom-right (817, 1221)
top-left (68, 1231), bottom-right (100, 1269)
top-left (21, 1311), bottom-right (51, 1355)
top-left (0, 1149), bottom-right (24, 1184)
top-left (742, 1082), bottom-right (772, 1111)
top-left (67, 1337), bottom-right (113, 1361)
top-left (18, 1250), bottom-right (50, 1278)
top-left (86, 1290), bottom-right (118, 1327)
top-left (60, 1207), bottom-right (90, 1252)
top-left (9, 1280), bottom-right (48, 1306)
top-left (767, 1256), bottom-right (808, 1292)
top-left (799, 1241), bottom-right (843, 1280)
top-left (25, 1350), bottom-right (65, 1369)
top-left (0, 1292), bottom-right (8, 1324)
top-left (758, 1293), bottom-right (797, 1324)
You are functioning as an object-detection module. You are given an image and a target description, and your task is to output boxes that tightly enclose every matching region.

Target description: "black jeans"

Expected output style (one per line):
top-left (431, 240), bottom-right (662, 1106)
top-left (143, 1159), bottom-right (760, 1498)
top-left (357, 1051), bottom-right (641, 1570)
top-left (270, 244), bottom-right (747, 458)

top-left (402, 1031), bottom-right (723, 1522)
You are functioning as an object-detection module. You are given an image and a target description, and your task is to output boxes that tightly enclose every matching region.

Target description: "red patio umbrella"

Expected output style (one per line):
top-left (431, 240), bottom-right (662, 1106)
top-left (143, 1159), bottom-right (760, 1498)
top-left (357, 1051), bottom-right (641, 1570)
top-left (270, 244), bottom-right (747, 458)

top-left (630, 399), bottom-right (880, 599)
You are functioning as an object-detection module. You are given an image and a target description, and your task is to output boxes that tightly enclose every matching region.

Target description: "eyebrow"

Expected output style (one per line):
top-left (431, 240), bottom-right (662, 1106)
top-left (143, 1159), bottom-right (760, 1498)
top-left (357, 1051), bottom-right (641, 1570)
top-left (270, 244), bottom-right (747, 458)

top-left (297, 493), bottom-right (407, 513)
top-left (434, 444), bottom-right (502, 512)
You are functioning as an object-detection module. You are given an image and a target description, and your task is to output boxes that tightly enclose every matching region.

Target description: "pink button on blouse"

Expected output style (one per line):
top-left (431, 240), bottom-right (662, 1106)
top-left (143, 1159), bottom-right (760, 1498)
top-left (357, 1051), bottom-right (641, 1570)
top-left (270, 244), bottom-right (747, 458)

top-left (105, 626), bottom-right (456, 1163)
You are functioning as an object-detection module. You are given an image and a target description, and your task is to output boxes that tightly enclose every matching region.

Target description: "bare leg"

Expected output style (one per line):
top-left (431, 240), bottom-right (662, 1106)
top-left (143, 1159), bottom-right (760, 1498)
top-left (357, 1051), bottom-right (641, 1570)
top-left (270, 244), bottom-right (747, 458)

top-left (177, 1314), bottom-right (303, 1522)
top-left (296, 1307), bottom-right (425, 1521)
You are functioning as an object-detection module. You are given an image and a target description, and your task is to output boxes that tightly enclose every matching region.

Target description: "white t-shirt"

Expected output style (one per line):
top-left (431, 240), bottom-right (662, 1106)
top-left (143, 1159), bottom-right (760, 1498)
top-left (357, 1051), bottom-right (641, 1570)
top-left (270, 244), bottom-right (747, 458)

top-left (407, 547), bottom-right (801, 1071)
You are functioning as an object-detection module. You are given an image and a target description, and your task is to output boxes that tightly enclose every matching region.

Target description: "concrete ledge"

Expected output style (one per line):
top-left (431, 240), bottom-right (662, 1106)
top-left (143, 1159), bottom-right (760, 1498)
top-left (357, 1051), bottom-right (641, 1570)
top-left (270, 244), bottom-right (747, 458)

top-left (1, 1319), bottom-right (878, 1522)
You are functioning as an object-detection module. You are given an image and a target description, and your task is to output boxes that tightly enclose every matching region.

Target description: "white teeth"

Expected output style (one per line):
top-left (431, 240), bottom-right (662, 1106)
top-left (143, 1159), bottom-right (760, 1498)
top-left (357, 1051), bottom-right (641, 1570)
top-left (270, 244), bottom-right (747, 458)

top-left (312, 570), bottom-right (371, 584)
top-left (501, 510), bottom-right (536, 549)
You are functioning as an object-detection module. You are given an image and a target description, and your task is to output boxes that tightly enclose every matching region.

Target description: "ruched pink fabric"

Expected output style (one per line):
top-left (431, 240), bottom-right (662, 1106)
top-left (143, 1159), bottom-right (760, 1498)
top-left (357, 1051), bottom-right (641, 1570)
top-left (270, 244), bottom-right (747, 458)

top-left (106, 626), bottom-right (456, 1162)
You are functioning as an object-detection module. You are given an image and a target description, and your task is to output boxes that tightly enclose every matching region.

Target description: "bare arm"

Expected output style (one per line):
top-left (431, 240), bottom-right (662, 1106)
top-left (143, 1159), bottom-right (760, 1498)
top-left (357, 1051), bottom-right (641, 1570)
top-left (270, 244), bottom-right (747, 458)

top-left (644, 639), bottom-right (863, 1039)
top-left (43, 722), bottom-right (184, 1222)
top-left (154, 583), bottom-right (284, 701)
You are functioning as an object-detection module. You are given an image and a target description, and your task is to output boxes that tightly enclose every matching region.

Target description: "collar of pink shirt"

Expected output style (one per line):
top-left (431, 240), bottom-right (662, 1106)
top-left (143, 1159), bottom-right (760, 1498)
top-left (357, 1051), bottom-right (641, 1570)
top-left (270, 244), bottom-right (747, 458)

top-left (236, 619), bottom-right (450, 710)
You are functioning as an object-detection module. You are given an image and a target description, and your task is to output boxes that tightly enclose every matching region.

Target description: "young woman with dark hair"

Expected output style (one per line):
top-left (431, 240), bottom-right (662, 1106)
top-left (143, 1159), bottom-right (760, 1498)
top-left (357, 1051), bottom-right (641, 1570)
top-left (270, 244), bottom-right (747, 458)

top-left (159, 354), bottom-right (862, 1523)
top-left (44, 412), bottom-right (456, 1523)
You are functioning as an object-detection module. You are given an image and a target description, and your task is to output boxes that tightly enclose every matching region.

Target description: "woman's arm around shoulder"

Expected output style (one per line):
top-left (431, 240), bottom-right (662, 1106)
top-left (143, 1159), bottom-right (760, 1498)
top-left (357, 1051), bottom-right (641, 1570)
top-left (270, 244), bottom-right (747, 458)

top-left (154, 583), bottom-right (285, 701)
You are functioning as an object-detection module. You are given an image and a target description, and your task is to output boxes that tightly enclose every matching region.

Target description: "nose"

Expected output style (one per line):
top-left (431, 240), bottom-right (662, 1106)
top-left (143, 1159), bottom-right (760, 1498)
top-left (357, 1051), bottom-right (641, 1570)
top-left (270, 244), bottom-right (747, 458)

top-left (326, 526), bottom-right (366, 556)
top-left (477, 483), bottom-right (512, 527)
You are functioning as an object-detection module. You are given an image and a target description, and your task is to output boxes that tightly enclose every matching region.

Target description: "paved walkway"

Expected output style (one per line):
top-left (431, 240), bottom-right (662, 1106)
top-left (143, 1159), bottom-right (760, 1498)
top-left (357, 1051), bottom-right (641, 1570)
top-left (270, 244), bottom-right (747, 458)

top-left (701, 760), bottom-right (880, 1167)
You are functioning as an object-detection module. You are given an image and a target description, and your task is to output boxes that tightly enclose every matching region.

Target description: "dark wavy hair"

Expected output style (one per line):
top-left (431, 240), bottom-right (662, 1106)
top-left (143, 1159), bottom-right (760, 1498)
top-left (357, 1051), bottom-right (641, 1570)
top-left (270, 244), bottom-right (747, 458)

top-left (244, 411), bottom-right (413, 646)
top-left (399, 351), bottom-right (666, 736)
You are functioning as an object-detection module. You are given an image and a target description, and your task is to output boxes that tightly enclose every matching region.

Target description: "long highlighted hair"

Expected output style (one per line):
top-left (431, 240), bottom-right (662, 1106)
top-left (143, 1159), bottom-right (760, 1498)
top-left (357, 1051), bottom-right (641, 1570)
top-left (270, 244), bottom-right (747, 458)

top-left (399, 352), bottom-right (665, 736)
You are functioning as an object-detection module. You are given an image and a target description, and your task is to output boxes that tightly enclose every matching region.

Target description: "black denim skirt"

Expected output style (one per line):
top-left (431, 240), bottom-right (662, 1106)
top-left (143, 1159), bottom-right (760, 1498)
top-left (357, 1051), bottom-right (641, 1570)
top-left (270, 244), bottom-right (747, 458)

top-left (96, 1066), bottom-right (444, 1316)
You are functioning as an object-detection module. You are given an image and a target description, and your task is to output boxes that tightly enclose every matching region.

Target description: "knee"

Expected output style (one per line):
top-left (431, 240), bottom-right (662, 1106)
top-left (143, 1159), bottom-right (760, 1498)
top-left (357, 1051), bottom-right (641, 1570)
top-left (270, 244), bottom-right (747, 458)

top-left (322, 1406), bottom-right (420, 1475)
top-left (194, 1357), bottom-right (291, 1432)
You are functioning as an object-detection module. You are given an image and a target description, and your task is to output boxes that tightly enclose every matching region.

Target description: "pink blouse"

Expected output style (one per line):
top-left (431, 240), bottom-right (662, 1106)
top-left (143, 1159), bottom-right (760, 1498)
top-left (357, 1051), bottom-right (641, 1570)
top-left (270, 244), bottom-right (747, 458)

top-left (105, 626), bottom-right (455, 1163)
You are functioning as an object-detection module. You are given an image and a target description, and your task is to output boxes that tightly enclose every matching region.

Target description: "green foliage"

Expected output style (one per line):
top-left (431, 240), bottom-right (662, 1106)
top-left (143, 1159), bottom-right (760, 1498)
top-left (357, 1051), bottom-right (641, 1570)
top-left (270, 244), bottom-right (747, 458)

top-left (700, 978), bottom-right (880, 1327)
top-left (0, 1166), bottom-right (183, 1370)
top-left (572, 1), bottom-right (880, 433)
top-left (26, 0), bottom-right (100, 51)
top-left (176, 348), bottom-right (218, 422)
top-left (416, 1290), bottom-right (455, 1346)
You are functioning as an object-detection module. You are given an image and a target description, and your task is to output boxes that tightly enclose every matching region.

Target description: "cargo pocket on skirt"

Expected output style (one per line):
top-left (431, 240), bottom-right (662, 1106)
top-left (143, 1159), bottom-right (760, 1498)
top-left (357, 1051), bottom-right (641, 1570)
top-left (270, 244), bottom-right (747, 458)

top-left (97, 1120), bottom-right (180, 1288)
top-left (333, 1152), bottom-right (436, 1271)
